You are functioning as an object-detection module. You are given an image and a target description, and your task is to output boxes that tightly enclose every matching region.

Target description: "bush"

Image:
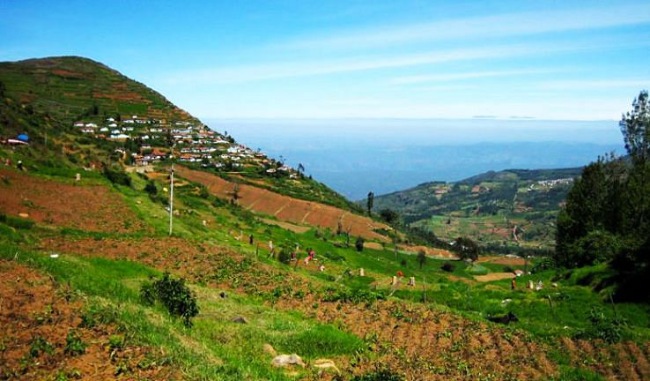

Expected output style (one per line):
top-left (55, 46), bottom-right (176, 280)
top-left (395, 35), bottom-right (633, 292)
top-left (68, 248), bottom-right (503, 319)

top-left (574, 307), bottom-right (627, 343)
top-left (103, 166), bottom-right (132, 187)
top-left (277, 248), bottom-right (292, 264)
top-left (355, 237), bottom-right (365, 252)
top-left (441, 262), bottom-right (455, 272)
top-left (144, 180), bottom-right (157, 195)
top-left (140, 272), bottom-right (199, 327)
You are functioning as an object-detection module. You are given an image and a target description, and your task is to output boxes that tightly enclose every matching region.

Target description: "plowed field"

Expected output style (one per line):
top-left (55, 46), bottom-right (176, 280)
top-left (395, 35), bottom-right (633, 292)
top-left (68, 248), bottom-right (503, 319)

top-left (175, 166), bottom-right (391, 242)
top-left (0, 168), bottom-right (149, 233)
top-left (0, 259), bottom-right (176, 380)
top-left (40, 236), bottom-right (650, 381)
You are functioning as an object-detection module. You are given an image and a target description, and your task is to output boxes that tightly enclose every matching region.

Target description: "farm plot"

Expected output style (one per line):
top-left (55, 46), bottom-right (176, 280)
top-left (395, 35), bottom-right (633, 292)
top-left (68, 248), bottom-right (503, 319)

top-left (0, 168), bottom-right (149, 233)
top-left (175, 166), bottom-right (390, 242)
top-left (0, 259), bottom-right (176, 380)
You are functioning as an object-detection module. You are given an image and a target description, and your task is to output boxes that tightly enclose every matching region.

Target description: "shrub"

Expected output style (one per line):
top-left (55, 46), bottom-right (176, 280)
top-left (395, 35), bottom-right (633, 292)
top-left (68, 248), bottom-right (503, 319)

top-left (575, 307), bottom-right (627, 343)
top-left (441, 262), bottom-right (455, 272)
top-left (140, 272), bottom-right (199, 327)
top-left (277, 248), bottom-right (292, 264)
top-left (103, 166), bottom-right (132, 187)
top-left (144, 180), bottom-right (157, 195)
top-left (64, 330), bottom-right (86, 356)
top-left (355, 237), bottom-right (365, 252)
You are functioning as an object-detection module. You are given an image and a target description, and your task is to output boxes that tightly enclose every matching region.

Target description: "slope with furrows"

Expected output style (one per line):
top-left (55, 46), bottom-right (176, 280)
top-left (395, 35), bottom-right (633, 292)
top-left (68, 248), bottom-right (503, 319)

top-left (175, 165), bottom-right (392, 242)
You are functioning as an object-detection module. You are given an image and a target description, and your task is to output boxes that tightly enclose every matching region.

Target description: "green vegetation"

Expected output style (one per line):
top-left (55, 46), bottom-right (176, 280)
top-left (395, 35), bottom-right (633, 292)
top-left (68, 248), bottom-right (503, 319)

top-left (1, 57), bottom-right (649, 380)
top-left (140, 272), bottom-right (200, 327)
top-left (373, 167), bottom-right (581, 254)
top-left (555, 91), bottom-right (650, 303)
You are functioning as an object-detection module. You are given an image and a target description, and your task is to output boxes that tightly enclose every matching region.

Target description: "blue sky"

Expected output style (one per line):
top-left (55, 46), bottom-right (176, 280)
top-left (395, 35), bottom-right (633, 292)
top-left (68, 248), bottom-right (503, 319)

top-left (2, 0), bottom-right (649, 120)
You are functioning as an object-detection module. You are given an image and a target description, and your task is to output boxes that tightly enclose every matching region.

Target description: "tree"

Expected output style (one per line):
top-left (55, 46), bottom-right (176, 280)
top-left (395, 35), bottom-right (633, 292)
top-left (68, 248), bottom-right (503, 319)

top-left (367, 192), bottom-right (374, 216)
top-left (555, 157), bottom-right (625, 267)
top-left (620, 90), bottom-right (650, 164)
top-left (417, 249), bottom-right (427, 269)
top-left (453, 237), bottom-right (480, 262)
top-left (379, 208), bottom-right (400, 225)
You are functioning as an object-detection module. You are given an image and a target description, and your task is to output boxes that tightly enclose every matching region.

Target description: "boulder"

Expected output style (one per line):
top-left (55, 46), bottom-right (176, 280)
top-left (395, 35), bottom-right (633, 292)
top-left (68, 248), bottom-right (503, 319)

top-left (272, 354), bottom-right (305, 368)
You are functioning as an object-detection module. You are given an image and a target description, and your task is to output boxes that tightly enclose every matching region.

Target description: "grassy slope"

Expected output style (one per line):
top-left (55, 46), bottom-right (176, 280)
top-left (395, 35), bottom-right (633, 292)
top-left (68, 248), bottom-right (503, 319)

top-left (0, 56), bottom-right (197, 125)
top-left (1, 168), bottom-right (649, 380)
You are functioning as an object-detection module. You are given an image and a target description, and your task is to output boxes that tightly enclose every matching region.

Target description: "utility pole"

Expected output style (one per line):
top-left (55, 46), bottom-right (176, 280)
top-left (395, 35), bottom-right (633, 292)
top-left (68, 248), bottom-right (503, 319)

top-left (169, 159), bottom-right (174, 236)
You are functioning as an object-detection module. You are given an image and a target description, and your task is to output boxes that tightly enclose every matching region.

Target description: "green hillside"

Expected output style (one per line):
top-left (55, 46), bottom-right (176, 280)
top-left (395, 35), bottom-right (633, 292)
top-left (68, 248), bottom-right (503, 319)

top-left (0, 56), bottom-right (357, 212)
top-left (0, 56), bottom-right (197, 125)
top-left (1, 56), bottom-right (649, 381)
top-left (373, 168), bottom-right (583, 254)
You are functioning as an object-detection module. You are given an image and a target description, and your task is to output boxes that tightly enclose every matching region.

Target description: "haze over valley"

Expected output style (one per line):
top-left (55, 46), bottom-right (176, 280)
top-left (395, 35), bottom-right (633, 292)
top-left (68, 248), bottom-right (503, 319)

top-left (216, 118), bottom-right (623, 199)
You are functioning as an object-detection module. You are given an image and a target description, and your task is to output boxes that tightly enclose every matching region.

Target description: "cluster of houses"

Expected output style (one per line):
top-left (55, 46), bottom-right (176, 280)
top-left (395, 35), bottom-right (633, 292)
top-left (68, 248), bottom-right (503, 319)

top-left (529, 178), bottom-right (574, 191)
top-left (73, 116), bottom-right (298, 178)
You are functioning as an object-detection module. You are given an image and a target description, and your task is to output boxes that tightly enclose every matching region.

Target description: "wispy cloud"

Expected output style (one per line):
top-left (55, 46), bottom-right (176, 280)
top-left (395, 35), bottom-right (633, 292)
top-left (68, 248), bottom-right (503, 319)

top-left (162, 37), bottom-right (635, 85)
top-left (275, 3), bottom-right (650, 52)
top-left (163, 45), bottom-right (529, 84)
top-left (390, 69), bottom-right (558, 85)
top-left (537, 79), bottom-right (650, 90)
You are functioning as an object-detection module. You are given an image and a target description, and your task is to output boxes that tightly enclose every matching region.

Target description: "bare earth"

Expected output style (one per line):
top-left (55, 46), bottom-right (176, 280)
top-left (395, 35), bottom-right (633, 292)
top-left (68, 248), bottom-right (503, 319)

top-left (175, 166), bottom-right (391, 242)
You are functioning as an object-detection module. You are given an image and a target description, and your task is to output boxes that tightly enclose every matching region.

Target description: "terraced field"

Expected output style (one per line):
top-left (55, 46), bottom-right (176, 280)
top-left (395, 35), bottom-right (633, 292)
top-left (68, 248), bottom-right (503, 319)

top-left (176, 165), bottom-right (391, 242)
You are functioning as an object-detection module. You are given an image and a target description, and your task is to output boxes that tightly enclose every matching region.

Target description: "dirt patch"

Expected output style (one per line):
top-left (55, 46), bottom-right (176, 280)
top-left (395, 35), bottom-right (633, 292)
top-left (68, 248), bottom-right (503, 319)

top-left (0, 259), bottom-right (176, 380)
top-left (0, 168), bottom-right (149, 234)
top-left (401, 245), bottom-right (457, 259)
top-left (260, 218), bottom-right (311, 234)
top-left (474, 272), bottom-right (515, 282)
top-left (478, 255), bottom-right (526, 266)
top-left (175, 166), bottom-right (391, 242)
top-left (364, 242), bottom-right (384, 251)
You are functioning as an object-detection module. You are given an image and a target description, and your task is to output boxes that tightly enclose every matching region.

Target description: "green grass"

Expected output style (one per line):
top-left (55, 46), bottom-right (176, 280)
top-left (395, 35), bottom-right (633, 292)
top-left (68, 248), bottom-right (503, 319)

top-left (2, 145), bottom-right (650, 380)
top-left (1, 243), bottom-right (368, 380)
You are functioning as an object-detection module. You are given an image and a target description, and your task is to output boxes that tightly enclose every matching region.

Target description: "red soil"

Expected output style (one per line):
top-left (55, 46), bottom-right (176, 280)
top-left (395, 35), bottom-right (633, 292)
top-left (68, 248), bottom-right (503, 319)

top-left (0, 168), bottom-right (149, 233)
top-left (0, 260), bottom-right (176, 380)
top-left (175, 166), bottom-right (391, 242)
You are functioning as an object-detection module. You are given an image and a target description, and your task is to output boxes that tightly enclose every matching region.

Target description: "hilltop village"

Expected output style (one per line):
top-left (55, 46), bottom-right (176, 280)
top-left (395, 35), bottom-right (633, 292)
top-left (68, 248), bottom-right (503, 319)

top-left (73, 116), bottom-right (299, 178)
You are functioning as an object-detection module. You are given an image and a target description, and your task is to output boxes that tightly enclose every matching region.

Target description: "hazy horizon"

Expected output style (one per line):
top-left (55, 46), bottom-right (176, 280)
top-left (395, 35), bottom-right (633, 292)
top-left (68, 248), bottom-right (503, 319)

top-left (207, 118), bottom-right (624, 200)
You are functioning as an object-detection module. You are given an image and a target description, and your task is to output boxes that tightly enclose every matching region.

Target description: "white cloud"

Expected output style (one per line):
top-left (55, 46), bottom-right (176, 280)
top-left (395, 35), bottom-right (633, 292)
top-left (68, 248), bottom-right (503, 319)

top-left (162, 39), bottom-right (614, 85)
top-left (537, 79), bottom-right (650, 90)
top-left (275, 3), bottom-right (650, 52)
top-left (390, 69), bottom-right (558, 85)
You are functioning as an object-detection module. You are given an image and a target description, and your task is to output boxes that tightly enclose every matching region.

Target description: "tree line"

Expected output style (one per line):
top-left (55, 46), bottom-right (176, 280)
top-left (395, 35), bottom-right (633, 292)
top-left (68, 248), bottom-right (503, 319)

top-left (554, 91), bottom-right (650, 302)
